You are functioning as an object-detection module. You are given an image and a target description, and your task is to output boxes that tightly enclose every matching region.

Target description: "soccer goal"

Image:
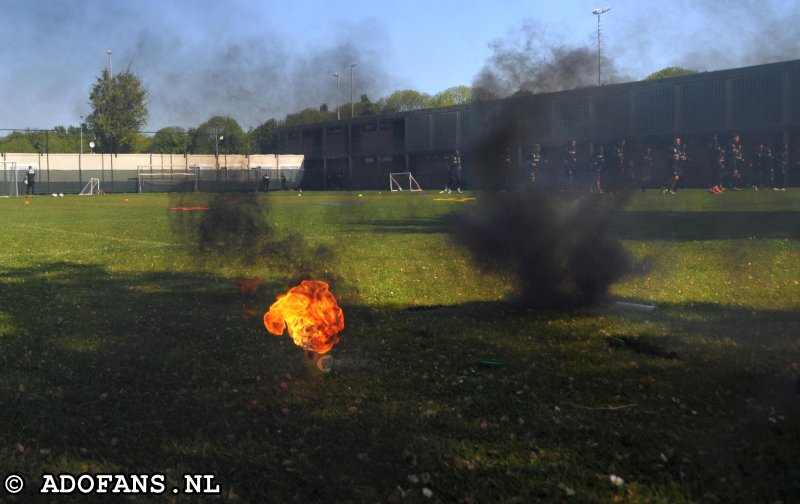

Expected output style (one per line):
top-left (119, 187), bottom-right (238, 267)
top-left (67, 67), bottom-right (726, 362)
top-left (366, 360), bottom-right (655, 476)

top-left (79, 178), bottom-right (101, 195)
top-left (389, 172), bottom-right (422, 192)
top-left (137, 165), bottom-right (198, 193)
top-left (1, 161), bottom-right (20, 197)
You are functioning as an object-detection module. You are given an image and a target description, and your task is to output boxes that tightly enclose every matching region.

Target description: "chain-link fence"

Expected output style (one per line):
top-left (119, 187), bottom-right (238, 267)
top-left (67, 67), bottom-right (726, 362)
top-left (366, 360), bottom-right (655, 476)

top-left (0, 153), bottom-right (304, 195)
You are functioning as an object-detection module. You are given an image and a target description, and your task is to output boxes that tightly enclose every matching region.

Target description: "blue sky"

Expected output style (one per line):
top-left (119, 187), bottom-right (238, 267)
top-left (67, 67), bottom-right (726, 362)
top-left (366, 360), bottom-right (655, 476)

top-left (1, 0), bottom-right (798, 131)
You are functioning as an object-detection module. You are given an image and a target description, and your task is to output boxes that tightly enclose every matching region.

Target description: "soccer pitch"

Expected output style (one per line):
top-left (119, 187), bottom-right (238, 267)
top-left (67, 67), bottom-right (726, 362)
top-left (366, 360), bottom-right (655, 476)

top-left (0, 190), bottom-right (798, 502)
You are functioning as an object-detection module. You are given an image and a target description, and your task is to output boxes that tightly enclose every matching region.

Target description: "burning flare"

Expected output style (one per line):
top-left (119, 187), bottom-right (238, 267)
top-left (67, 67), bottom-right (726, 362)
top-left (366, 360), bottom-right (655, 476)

top-left (264, 280), bottom-right (344, 354)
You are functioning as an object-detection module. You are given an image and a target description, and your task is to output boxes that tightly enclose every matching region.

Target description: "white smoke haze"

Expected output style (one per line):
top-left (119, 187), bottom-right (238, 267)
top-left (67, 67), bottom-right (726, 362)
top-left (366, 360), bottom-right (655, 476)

top-left (0, 0), bottom-right (397, 130)
top-left (1, 0), bottom-right (798, 131)
top-left (617, 0), bottom-right (800, 73)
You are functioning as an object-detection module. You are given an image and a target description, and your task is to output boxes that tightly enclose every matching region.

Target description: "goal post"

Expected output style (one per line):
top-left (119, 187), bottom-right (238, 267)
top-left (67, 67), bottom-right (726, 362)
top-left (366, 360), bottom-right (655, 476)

top-left (79, 178), bottom-right (101, 195)
top-left (137, 165), bottom-right (198, 193)
top-left (389, 172), bottom-right (422, 192)
top-left (1, 161), bottom-right (19, 197)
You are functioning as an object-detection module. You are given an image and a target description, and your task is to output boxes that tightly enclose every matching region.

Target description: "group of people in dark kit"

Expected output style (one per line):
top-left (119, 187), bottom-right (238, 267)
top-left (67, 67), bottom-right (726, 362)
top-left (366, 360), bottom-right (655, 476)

top-left (705, 134), bottom-right (794, 193)
top-left (260, 171), bottom-right (289, 192)
top-left (456, 132), bottom-right (800, 194)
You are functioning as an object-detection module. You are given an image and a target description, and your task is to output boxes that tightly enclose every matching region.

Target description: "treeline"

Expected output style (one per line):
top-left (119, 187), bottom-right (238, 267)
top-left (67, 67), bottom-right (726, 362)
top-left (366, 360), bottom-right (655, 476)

top-left (0, 86), bottom-right (473, 156)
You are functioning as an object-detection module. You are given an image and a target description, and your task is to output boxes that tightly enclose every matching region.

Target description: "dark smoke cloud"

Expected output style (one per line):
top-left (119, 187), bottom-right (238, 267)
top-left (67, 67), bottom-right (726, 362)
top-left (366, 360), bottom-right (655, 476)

top-left (473, 21), bottom-right (629, 98)
top-left (0, 0), bottom-right (396, 130)
top-left (448, 191), bottom-right (631, 308)
top-left (456, 33), bottom-right (633, 308)
top-left (451, 106), bottom-right (632, 308)
top-left (138, 19), bottom-right (394, 130)
top-left (169, 193), bottom-right (337, 283)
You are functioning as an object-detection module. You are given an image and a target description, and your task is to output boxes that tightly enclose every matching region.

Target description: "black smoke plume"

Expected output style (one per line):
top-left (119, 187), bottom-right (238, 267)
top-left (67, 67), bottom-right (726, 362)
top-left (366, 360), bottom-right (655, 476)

top-left (169, 192), bottom-right (336, 283)
top-left (448, 190), bottom-right (630, 307)
top-left (473, 21), bottom-right (628, 98)
top-left (456, 35), bottom-right (632, 307)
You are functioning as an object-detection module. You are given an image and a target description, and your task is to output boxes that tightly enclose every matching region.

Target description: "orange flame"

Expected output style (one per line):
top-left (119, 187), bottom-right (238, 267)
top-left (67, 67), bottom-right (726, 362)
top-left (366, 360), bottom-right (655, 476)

top-left (264, 280), bottom-right (344, 354)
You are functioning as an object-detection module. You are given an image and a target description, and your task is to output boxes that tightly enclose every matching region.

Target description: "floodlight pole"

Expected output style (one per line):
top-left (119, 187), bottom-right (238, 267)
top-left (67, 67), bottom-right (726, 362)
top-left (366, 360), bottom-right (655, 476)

top-left (592, 7), bottom-right (611, 86)
top-left (214, 127), bottom-right (223, 169)
top-left (79, 115), bottom-right (84, 183)
top-left (333, 72), bottom-right (340, 120)
top-left (350, 63), bottom-right (357, 118)
top-left (107, 49), bottom-right (113, 79)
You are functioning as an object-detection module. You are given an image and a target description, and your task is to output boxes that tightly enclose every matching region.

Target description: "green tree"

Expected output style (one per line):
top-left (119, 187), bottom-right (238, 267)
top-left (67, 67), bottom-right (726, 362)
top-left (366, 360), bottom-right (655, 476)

top-left (86, 67), bottom-right (148, 153)
top-left (189, 116), bottom-right (246, 156)
top-left (383, 90), bottom-right (432, 113)
top-left (350, 94), bottom-right (381, 117)
top-left (283, 108), bottom-right (336, 126)
top-left (149, 127), bottom-right (190, 154)
top-left (251, 119), bottom-right (284, 153)
top-left (0, 131), bottom-right (36, 152)
top-left (431, 86), bottom-right (473, 107)
top-left (644, 66), bottom-right (698, 80)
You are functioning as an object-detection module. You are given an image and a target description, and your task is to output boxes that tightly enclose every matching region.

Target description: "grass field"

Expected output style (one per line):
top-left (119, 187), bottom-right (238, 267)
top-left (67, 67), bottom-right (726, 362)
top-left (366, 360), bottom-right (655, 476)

top-left (0, 189), bottom-right (798, 503)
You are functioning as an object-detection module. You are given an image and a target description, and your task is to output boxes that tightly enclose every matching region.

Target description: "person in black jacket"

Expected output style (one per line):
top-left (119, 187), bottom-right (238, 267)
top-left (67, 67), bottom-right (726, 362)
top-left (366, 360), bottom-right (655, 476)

top-left (562, 139), bottom-right (579, 191)
top-left (25, 166), bottom-right (36, 196)
top-left (662, 136), bottom-right (687, 195)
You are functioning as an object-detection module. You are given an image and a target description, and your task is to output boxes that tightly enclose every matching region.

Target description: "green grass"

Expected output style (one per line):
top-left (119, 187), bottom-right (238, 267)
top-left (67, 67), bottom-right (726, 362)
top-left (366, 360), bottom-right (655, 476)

top-left (0, 189), bottom-right (798, 503)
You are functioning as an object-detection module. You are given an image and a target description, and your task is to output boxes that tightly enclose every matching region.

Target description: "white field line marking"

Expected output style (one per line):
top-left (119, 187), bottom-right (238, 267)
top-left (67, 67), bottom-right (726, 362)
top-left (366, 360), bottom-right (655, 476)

top-left (7, 223), bottom-right (179, 248)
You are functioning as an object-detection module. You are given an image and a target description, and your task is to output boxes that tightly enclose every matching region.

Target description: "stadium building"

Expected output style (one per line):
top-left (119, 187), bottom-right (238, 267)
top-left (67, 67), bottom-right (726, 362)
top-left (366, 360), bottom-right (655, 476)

top-left (280, 59), bottom-right (800, 190)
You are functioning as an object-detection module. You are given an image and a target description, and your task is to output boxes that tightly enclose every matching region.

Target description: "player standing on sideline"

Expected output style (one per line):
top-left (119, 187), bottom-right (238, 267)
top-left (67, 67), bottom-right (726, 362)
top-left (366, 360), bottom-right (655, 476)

top-left (727, 134), bottom-right (745, 190)
top-left (776, 144), bottom-right (790, 191)
top-left (608, 138), bottom-right (626, 194)
top-left (751, 143), bottom-right (767, 190)
top-left (795, 146), bottom-right (800, 187)
top-left (706, 134), bottom-right (725, 193)
top-left (637, 146), bottom-right (654, 192)
top-left (280, 172), bottom-right (288, 190)
top-left (26, 166), bottom-right (36, 196)
top-left (589, 144), bottom-right (606, 193)
top-left (562, 139), bottom-right (579, 191)
top-left (445, 149), bottom-right (462, 194)
top-left (528, 144), bottom-right (543, 190)
top-left (502, 146), bottom-right (513, 190)
top-left (663, 136), bottom-right (686, 195)
top-left (765, 142), bottom-right (776, 190)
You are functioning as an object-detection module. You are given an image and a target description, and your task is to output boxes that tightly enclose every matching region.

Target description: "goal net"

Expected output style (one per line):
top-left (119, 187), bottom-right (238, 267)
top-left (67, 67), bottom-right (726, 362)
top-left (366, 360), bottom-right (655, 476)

top-left (138, 165), bottom-right (198, 193)
top-left (389, 172), bottom-right (422, 192)
top-left (1, 161), bottom-right (19, 197)
top-left (79, 178), bottom-right (101, 195)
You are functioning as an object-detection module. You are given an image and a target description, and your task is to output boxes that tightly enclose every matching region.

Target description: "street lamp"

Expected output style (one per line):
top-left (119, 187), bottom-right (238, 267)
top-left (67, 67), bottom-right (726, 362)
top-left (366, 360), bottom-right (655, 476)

top-left (79, 115), bottom-right (84, 157)
top-left (79, 115), bottom-right (84, 184)
top-left (350, 63), bottom-right (357, 118)
top-left (592, 7), bottom-right (611, 86)
top-left (215, 129), bottom-right (224, 169)
top-left (107, 49), bottom-right (113, 78)
top-left (333, 72), bottom-right (340, 120)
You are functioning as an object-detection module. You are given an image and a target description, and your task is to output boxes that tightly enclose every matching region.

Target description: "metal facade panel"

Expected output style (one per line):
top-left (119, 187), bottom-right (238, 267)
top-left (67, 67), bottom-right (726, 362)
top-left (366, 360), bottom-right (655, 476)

top-left (792, 69), bottom-right (800, 122)
top-left (553, 98), bottom-right (591, 140)
top-left (636, 87), bottom-right (674, 135)
top-left (431, 111), bottom-right (457, 150)
top-left (732, 73), bottom-right (782, 127)
top-left (406, 114), bottom-right (430, 152)
top-left (682, 80), bottom-right (726, 132)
